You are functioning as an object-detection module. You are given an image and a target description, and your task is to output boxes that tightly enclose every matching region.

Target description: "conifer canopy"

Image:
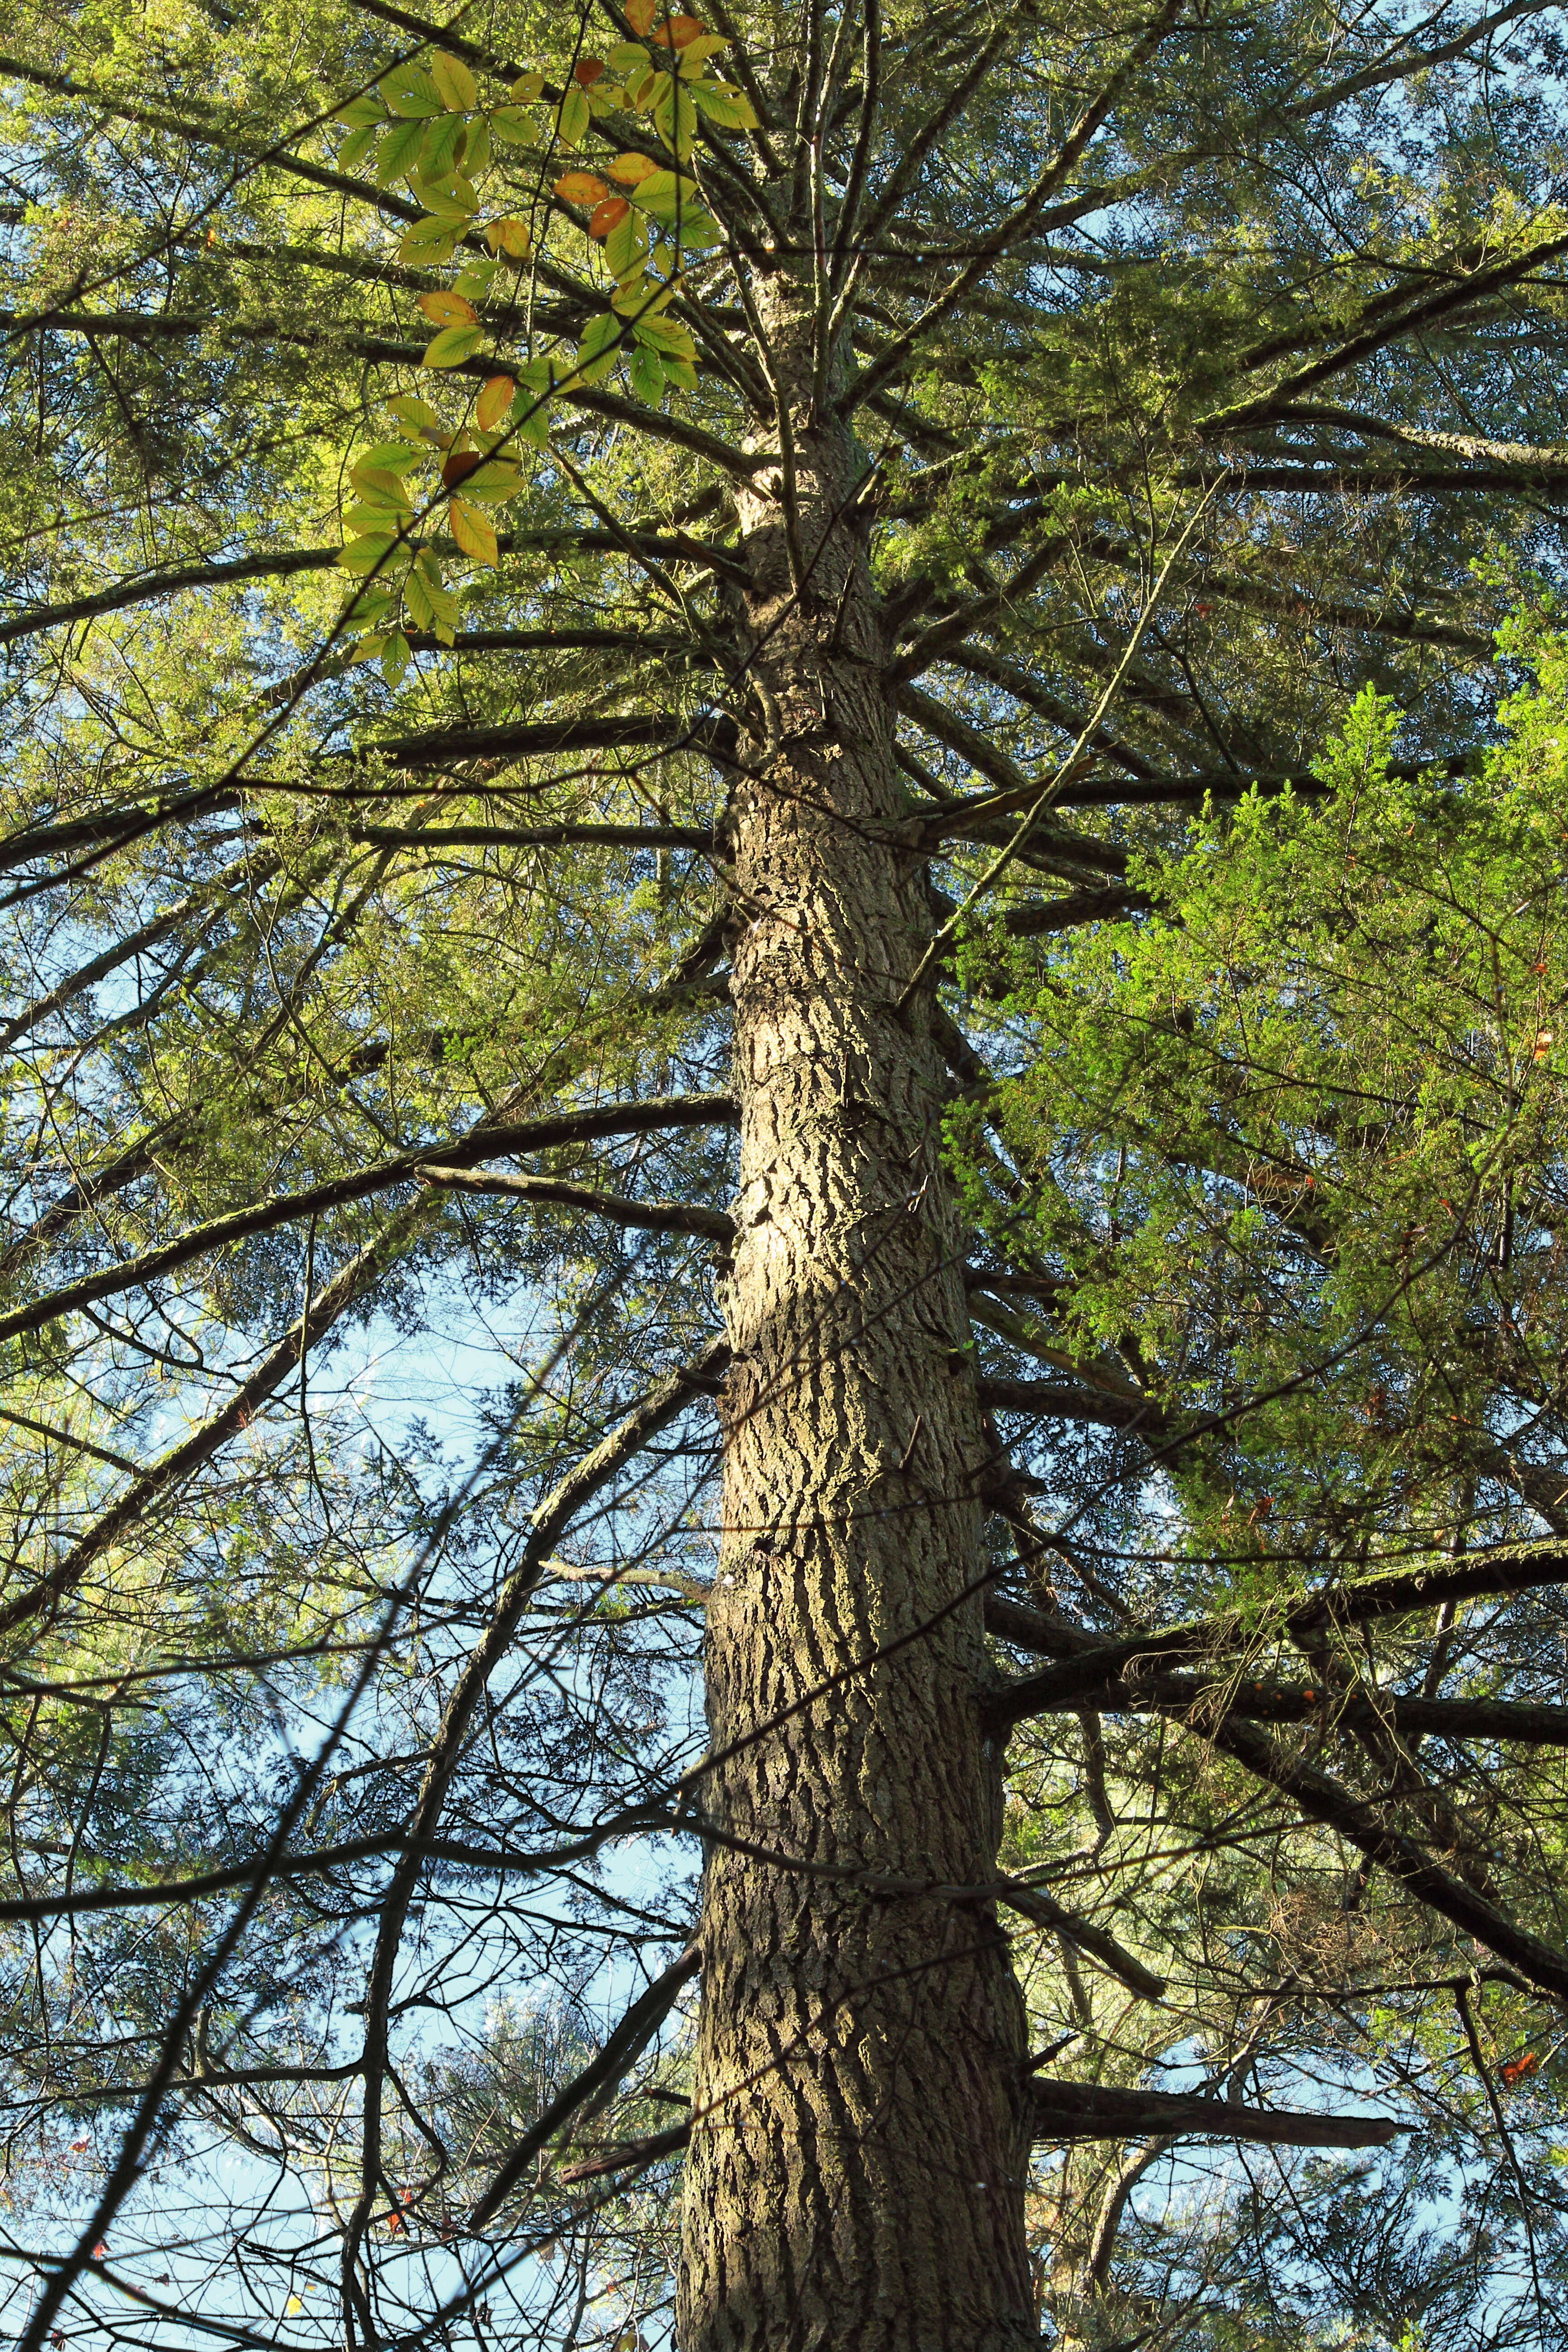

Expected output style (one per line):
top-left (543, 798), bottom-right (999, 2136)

top-left (4, 0), bottom-right (1568, 2342)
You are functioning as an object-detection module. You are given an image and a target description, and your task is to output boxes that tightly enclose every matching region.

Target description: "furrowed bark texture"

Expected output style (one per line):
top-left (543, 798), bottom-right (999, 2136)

top-left (677, 286), bottom-right (1035, 2351)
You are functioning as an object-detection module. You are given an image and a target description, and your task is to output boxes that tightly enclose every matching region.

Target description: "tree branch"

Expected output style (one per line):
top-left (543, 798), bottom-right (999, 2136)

top-left (344, 1339), bottom-right (729, 2284)
top-left (988, 1664), bottom-right (1568, 1751)
top-left (0, 852), bottom-right (268, 1054)
top-left (0, 1215), bottom-right (415, 1638)
top-left (986, 1533), bottom-right (1568, 1693)
top-left (976, 1377), bottom-right (1168, 1436)
top-left (421, 1167), bottom-right (735, 1242)
top-left (985, 1588), bottom-right (1568, 2002)
top-left (468, 1943), bottom-right (701, 2228)
top-left (1024, 2078), bottom-right (1403, 2148)
top-left (0, 546), bottom-right (341, 649)
top-left (0, 1095), bottom-right (739, 1348)
top-left (541, 2074), bottom-right (1405, 2177)
top-left (843, 0), bottom-right (1184, 415)
top-left (1208, 230), bottom-right (1568, 434)
top-left (344, 822), bottom-right (718, 855)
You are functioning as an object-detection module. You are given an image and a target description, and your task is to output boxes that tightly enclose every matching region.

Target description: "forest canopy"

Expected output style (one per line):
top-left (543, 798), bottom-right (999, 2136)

top-left (3, 0), bottom-right (1568, 2346)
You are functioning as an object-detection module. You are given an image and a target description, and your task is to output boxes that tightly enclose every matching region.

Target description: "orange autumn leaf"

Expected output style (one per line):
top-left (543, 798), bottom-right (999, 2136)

top-left (588, 196), bottom-right (631, 240)
top-left (416, 290), bottom-right (478, 328)
top-left (1500, 2051), bottom-right (1539, 2087)
top-left (553, 171), bottom-right (611, 205)
top-left (650, 13), bottom-right (705, 44)
top-left (441, 449), bottom-right (485, 488)
top-left (624, 0), bottom-right (657, 30)
top-left (573, 58), bottom-right (606, 85)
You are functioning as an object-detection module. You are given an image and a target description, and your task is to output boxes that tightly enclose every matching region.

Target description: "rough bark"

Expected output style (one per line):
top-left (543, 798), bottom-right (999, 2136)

top-left (677, 282), bottom-right (1036, 2351)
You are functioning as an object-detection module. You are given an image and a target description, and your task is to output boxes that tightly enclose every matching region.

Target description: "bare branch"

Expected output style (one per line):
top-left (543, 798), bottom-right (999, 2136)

top-left (545, 2077), bottom-right (1405, 2177)
top-left (1025, 2078), bottom-right (1404, 2148)
top-left (421, 1167), bottom-right (735, 1242)
top-left (989, 1663), bottom-right (1568, 1751)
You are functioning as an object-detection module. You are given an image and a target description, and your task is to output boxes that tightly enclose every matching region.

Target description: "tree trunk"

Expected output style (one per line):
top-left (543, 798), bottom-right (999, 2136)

top-left (677, 284), bottom-right (1036, 2352)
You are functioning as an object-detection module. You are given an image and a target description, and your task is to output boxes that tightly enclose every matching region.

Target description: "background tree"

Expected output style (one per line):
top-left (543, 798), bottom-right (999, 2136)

top-left (2, 0), bottom-right (1568, 2346)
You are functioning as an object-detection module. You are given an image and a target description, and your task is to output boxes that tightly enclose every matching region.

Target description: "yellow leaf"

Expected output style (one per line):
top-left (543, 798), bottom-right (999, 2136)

top-left (450, 500), bottom-right (499, 566)
top-left (285, 2298), bottom-right (304, 2317)
top-left (612, 269), bottom-right (656, 313)
top-left (605, 151), bottom-right (657, 183)
top-left (387, 393), bottom-right (445, 435)
top-left (484, 216), bottom-right (531, 257)
top-left (509, 69), bottom-right (544, 101)
top-left (417, 289), bottom-right (478, 328)
top-left (382, 630), bottom-right (412, 683)
top-left (463, 462), bottom-right (525, 503)
top-left (412, 170), bottom-right (479, 221)
top-left (624, 0), bottom-right (657, 29)
top-left (490, 103), bottom-right (537, 145)
top-left (476, 375), bottom-right (515, 430)
top-left (380, 65), bottom-right (442, 117)
top-left (349, 463), bottom-right (416, 499)
top-left (689, 78), bottom-right (759, 127)
top-left (397, 217), bottom-right (459, 265)
top-left (633, 313), bottom-right (696, 364)
top-left (422, 325), bottom-right (486, 367)
top-left (428, 49), bottom-right (479, 111)
top-left (339, 534), bottom-right (399, 573)
top-left (338, 122), bottom-right (377, 171)
top-left (605, 211), bottom-right (649, 282)
top-left (343, 501), bottom-right (408, 535)
top-left (651, 76), bottom-right (698, 157)
top-left (553, 171), bottom-right (609, 205)
top-left (628, 343), bottom-right (664, 402)
top-left (557, 86), bottom-right (591, 145)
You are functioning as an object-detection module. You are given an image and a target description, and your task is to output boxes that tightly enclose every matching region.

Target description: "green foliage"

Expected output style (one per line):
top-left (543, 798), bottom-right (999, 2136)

top-left (961, 669), bottom-right (1568, 1587)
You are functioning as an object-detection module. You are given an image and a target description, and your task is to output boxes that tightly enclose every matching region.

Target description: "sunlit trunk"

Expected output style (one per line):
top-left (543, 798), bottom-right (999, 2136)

top-left (677, 277), bottom-right (1037, 2352)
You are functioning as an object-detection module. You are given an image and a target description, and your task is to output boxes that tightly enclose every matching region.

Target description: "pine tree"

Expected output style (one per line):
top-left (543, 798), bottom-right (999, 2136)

top-left (3, 0), bottom-right (1568, 2345)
